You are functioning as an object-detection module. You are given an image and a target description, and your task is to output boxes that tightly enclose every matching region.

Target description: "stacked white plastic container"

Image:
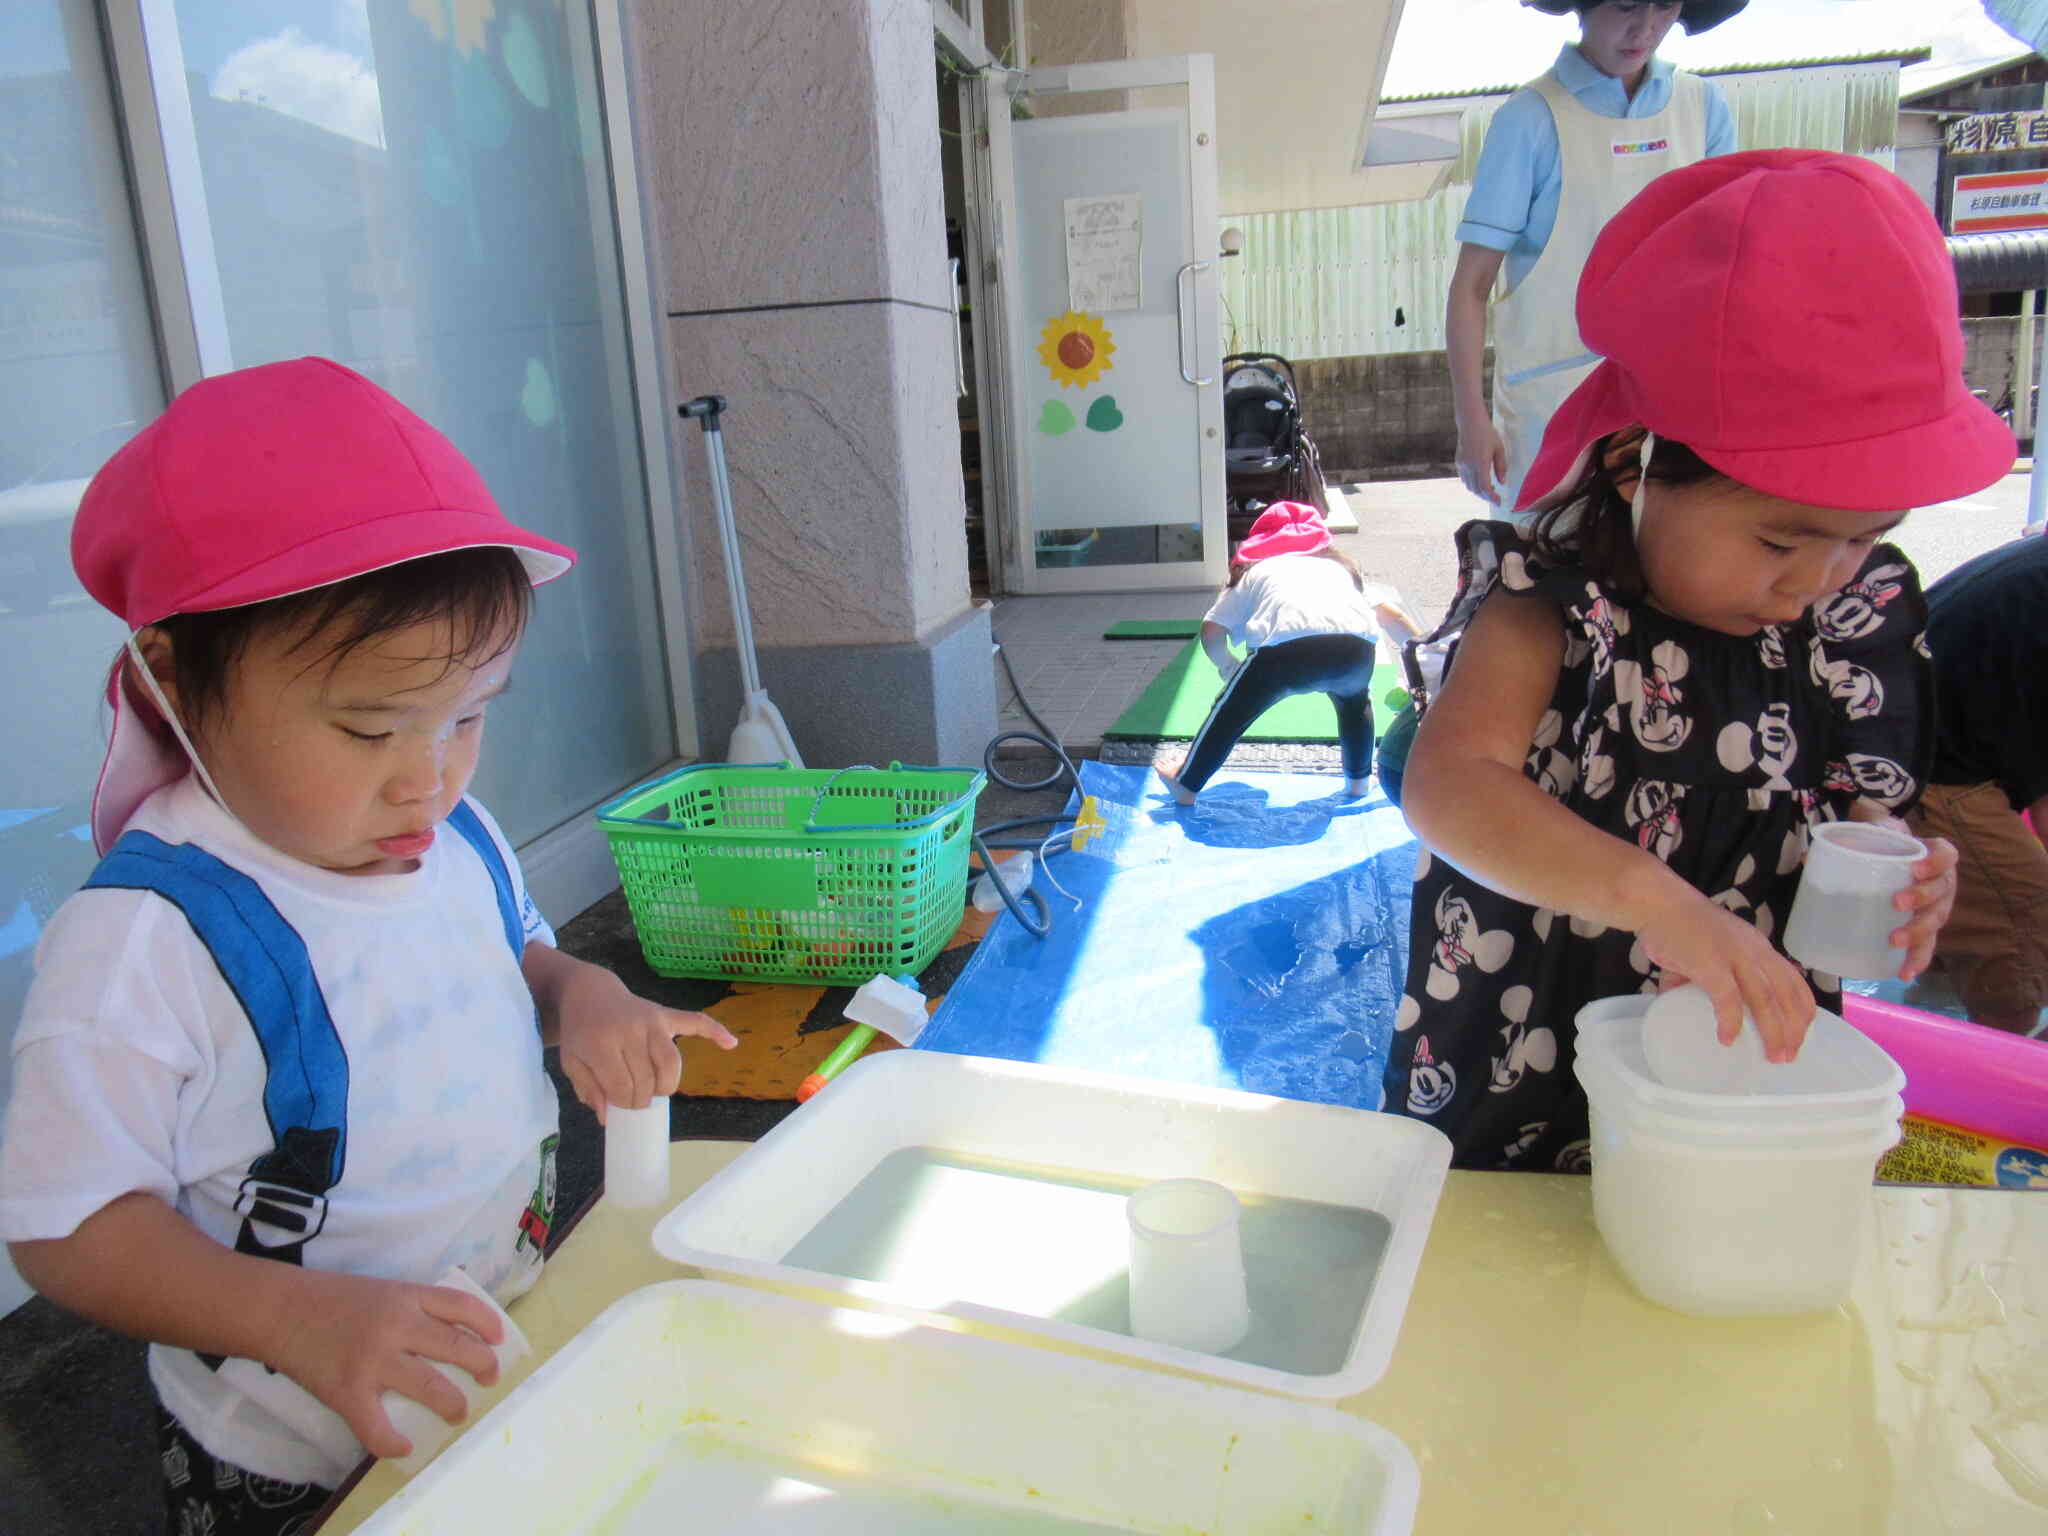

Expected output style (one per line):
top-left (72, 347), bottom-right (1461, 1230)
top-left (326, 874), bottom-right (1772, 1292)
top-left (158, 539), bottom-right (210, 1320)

top-left (1572, 994), bottom-right (1905, 1316)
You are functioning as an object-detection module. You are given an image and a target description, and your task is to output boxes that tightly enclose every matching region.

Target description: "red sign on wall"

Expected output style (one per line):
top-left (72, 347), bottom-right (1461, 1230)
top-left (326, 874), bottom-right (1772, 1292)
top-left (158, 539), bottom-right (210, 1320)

top-left (1953, 168), bottom-right (2048, 235)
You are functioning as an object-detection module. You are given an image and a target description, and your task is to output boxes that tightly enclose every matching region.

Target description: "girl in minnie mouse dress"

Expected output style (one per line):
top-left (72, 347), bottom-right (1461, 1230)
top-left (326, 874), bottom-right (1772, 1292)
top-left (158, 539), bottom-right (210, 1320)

top-left (1384, 150), bottom-right (2007, 1170)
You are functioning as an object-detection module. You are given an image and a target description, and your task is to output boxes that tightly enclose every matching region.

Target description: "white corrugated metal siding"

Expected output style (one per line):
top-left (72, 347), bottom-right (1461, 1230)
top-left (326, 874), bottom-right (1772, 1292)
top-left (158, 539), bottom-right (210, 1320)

top-left (1219, 62), bottom-right (1903, 361)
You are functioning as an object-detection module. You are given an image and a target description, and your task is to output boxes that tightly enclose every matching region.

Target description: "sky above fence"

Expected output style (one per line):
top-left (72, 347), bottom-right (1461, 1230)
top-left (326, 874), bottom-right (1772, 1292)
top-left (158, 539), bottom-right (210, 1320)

top-left (1384, 0), bottom-right (2024, 98)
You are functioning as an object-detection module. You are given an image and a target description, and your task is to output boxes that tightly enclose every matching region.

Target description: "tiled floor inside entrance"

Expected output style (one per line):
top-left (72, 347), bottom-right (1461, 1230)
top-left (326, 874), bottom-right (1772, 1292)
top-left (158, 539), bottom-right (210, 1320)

top-left (989, 589), bottom-right (1211, 750)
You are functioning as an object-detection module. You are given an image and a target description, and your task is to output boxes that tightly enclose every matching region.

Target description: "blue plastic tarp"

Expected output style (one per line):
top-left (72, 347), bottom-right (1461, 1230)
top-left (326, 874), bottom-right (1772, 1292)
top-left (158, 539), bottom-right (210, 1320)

top-left (920, 762), bottom-right (1418, 1110)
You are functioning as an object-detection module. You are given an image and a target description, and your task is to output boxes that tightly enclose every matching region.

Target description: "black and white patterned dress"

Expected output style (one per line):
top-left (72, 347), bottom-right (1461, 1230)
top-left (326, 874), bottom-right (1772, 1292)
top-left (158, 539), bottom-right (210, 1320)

top-left (1384, 521), bottom-right (1931, 1171)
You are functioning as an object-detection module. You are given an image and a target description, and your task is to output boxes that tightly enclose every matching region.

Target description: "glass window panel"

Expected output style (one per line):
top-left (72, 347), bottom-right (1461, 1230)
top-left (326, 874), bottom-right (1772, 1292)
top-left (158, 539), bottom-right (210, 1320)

top-left (0, 0), bottom-right (168, 1314)
top-left (169, 0), bottom-right (673, 843)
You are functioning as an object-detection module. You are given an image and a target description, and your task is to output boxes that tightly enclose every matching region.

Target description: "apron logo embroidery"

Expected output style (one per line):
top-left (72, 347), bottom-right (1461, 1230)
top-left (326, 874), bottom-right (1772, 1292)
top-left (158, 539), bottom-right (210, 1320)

top-left (1612, 137), bottom-right (1671, 156)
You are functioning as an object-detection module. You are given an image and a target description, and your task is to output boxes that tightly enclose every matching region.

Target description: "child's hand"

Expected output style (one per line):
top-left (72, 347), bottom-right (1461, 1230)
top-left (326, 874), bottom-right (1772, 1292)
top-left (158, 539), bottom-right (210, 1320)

top-left (552, 963), bottom-right (737, 1123)
top-left (270, 1268), bottom-right (506, 1461)
top-left (1843, 805), bottom-right (1959, 981)
top-left (1637, 892), bottom-right (1817, 1063)
top-left (1888, 833), bottom-right (1958, 982)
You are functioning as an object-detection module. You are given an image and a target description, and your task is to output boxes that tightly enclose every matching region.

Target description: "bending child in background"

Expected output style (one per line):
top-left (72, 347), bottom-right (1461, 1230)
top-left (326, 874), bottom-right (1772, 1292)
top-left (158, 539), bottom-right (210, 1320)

top-left (0, 359), bottom-right (735, 1534)
top-left (1387, 150), bottom-right (2008, 1171)
top-left (1161, 501), bottom-right (1417, 805)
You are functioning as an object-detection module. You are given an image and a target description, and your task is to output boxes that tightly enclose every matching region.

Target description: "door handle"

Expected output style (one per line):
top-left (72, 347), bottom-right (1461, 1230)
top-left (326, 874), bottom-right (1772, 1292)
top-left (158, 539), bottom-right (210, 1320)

top-left (1175, 259), bottom-right (1214, 386)
top-left (949, 258), bottom-right (967, 397)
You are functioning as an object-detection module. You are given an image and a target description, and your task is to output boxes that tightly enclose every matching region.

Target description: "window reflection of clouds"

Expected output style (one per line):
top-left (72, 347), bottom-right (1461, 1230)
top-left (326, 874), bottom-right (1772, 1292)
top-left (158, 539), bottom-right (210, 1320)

top-left (209, 27), bottom-right (385, 148)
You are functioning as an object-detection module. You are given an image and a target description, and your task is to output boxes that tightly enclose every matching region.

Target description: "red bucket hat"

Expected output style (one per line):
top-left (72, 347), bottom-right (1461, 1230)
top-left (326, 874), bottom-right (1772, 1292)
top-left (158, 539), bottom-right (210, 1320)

top-left (73, 356), bottom-right (577, 852)
top-left (1236, 501), bottom-right (1331, 561)
top-left (1517, 148), bottom-right (2017, 515)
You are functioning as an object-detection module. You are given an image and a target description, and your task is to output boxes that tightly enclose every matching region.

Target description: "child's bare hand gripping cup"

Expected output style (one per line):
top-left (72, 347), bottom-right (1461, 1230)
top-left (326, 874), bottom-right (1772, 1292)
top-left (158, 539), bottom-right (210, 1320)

top-left (274, 1269), bottom-right (507, 1462)
top-left (1635, 886), bottom-right (1816, 1064)
top-left (1839, 806), bottom-right (1960, 981)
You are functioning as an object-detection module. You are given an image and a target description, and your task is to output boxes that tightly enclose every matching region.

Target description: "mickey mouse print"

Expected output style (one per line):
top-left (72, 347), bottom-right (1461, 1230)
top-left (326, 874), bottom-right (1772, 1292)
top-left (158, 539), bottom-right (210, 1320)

top-left (1382, 522), bottom-right (1932, 1170)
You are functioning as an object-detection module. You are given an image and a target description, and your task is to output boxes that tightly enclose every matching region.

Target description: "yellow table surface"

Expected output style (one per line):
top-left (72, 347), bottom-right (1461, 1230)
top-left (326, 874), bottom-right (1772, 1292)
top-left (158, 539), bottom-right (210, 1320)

top-left (323, 1142), bottom-right (2047, 1534)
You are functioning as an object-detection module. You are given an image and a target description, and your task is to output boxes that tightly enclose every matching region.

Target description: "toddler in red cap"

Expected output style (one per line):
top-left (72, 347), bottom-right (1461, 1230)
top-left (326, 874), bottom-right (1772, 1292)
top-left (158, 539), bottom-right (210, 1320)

top-left (1385, 150), bottom-right (2011, 1170)
top-left (0, 358), bottom-right (734, 1527)
top-left (1160, 502), bottom-right (1418, 805)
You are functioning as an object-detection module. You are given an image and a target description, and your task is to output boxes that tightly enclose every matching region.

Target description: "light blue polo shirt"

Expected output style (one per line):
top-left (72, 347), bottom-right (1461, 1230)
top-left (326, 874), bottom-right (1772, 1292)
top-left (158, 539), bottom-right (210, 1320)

top-left (1456, 45), bottom-right (1736, 291)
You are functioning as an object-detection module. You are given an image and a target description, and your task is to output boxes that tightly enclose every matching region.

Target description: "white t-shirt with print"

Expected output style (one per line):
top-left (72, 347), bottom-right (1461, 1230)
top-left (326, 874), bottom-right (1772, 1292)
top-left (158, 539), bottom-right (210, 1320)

top-left (1204, 552), bottom-right (1380, 651)
top-left (0, 776), bottom-right (560, 1487)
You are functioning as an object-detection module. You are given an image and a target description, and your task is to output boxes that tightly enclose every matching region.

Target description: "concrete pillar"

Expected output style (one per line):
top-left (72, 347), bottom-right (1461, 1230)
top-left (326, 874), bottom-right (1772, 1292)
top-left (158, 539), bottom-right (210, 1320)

top-left (627, 0), bottom-right (996, 769)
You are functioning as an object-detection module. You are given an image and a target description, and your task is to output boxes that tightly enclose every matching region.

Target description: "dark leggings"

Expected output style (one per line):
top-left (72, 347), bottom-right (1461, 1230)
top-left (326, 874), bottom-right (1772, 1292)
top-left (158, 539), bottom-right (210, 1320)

top-left (159, 1408), bottom-right (334, 1536)
top-left (1179, 633), bottom-right (1376, 790)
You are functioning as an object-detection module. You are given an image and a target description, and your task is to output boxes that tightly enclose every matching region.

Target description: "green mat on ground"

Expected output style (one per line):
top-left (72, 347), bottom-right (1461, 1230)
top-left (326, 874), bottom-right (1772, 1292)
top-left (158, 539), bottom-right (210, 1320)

top-left (1102, 619), bottom-right (1204, 640)
top-left (1104, 638), bottom-right (1405, 741)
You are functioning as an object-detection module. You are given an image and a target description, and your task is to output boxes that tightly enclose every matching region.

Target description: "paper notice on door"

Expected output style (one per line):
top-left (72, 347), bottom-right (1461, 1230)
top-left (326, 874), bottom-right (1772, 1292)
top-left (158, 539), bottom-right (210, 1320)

top-left (1064, 195), bottom-right (1142, 314)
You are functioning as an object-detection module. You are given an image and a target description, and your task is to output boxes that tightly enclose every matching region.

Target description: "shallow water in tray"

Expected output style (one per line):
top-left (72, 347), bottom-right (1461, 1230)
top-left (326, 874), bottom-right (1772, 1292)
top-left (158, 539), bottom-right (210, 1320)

top-left (588, 1428), bottom-right (1129, 1534)
top-left (781, 1146), bottom-right (1390, 1376)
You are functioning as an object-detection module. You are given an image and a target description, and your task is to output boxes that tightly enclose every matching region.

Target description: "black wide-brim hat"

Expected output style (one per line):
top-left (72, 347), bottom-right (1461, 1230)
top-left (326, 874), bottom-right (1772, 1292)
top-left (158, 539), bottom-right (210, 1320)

top-left (1521, 0), bottom-right (1748, 34)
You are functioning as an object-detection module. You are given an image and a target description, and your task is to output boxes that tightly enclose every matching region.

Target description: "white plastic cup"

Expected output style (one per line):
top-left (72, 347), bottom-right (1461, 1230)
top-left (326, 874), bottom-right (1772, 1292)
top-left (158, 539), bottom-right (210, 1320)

top-left (971, 851), bottom-right (1033, 913)
top-left (1783, 821), bottom-right (1925, 979)
top-left (1639, 985), bottom-right (1772, 1093)
top-left (383, 1266), bottom-right (532, 1476)
top-left (605, 1099), bottom-right (672, 1209)
top-left (1126, 1178), bottom-right (1250, 1355)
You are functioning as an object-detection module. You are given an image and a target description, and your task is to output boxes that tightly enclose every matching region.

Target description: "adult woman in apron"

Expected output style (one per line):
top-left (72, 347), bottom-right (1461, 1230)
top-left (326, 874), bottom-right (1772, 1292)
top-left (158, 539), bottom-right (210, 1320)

top-left (1447, 1), bottom-right (1744, 515)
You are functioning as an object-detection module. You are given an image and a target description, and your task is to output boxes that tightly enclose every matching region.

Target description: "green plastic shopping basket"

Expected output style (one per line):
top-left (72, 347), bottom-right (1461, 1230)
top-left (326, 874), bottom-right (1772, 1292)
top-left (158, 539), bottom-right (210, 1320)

top-left (595, 761), bottom-right (986, 985)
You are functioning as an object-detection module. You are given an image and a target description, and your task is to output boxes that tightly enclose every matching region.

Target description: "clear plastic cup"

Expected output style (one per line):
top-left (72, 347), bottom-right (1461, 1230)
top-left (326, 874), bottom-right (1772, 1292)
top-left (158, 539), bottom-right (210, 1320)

top-left (972, 851), bottom-right (1033, 913)
top-left (1783, 821), bottom-right (1925, 980)
top-left (605, 1100), bottom-right (672, 1209)
top-left (1126, 1178), bottom-right (1250, 1355)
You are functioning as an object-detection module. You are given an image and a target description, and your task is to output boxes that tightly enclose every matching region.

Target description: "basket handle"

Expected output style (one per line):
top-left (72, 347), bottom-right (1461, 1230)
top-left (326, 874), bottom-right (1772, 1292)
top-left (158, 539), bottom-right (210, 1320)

top-left (801, 764), bottom-right (880, 835)
top-left (800, 763), bottom-right (979, 836)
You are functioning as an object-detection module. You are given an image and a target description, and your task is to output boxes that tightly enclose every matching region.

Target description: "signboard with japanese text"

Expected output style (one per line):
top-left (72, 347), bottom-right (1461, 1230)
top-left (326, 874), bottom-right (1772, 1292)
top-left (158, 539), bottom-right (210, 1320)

top-left (1952, 168), bottom-right (2048, 234)
top-left (1948, 110), bottom-right (2048, 155)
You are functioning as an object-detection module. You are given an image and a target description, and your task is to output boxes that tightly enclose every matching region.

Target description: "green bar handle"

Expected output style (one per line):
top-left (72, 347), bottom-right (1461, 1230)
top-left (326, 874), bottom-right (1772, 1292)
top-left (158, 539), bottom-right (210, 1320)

top-left (812, 1023), bottom-right (877, 1081)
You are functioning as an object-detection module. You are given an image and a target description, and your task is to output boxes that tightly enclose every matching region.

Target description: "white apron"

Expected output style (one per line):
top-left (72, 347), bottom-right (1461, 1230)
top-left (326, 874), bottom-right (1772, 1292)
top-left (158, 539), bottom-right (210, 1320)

top-left (1492, 68), bottom-right (1708, 514)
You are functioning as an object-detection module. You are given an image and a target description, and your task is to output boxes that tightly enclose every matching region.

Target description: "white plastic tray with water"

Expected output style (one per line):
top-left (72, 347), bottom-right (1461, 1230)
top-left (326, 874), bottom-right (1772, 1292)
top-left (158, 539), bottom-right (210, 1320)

top-left (652, 1050), bottom-right (1452, 1400)
top-left (354, 1280), bottom-right (1419, 1534)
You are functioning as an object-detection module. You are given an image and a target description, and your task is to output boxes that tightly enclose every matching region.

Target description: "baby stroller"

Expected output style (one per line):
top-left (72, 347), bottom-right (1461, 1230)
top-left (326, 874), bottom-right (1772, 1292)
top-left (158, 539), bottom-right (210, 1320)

top-left (1222, 353), bottom-right (1329, 541)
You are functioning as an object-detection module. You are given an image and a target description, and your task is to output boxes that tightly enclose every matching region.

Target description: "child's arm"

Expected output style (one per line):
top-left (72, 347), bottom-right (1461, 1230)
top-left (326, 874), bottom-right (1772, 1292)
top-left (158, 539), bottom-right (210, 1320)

top-left (10, 1194), bottom-right (503, 1460)
top-left (1199, 620), bottom-right (1239, 679)
top-left (1404, 594), bottom-right (1817, 1059)
top-left (1844, 799), bottom-right (1959, 981)
top-left (1373, 601), bottom-right (1424, 648)
top-left (522, 943), bottom-right (738, 1123)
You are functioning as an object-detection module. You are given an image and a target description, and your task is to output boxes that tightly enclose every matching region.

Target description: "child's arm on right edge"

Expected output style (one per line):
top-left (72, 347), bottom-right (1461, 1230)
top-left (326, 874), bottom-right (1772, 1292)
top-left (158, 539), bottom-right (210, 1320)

top-left (10, 1195), bottom-right (502, 1460)
top-left (1402, 593), bottom-right (1816, 1059)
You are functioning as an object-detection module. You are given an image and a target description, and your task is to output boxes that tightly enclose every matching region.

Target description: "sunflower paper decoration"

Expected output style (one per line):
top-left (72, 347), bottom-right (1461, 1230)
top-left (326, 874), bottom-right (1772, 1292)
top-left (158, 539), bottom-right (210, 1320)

top-left (1037, 311), bottom-right (1116, 389)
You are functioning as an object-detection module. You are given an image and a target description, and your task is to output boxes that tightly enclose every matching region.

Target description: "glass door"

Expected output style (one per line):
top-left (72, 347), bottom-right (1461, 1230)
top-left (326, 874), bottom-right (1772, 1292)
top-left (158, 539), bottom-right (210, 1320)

top-left (981, 57), bottom-right (1226, 593)
top-left (0, 0), bottom-right (170, 1317)
top-left (150, 0), bottom-right (680, 846)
